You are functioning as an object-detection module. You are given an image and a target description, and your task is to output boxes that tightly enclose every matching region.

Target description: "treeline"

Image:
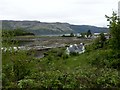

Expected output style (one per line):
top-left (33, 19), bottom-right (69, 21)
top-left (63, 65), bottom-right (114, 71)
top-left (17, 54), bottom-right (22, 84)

top-left (62, 30), bottom-right (92, 38)
top-left (2, 29), bottom-right (35, 37)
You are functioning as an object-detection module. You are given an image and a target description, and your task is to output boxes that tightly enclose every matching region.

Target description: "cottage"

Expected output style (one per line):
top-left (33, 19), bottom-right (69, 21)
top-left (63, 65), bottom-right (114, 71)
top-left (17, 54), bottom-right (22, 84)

top-left (66, 43), bottom-right (85, 55)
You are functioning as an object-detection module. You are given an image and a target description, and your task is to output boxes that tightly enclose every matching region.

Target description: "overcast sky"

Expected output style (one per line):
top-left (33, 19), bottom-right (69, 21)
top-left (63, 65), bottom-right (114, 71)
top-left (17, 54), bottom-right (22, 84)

top-left (0, 0), bottom-right (119, 27)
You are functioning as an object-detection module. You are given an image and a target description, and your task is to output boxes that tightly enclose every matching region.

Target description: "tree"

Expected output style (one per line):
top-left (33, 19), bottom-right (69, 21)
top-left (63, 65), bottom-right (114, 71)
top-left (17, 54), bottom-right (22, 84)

top-left (99, 33), bottom-right (106, 48)
top-left (80, 33), bottom-right (86, 38)
top-left (70, 33), bottom-right (74, 37)
top-left (105, 11), bottom-right (120, 50)
top-left (87, 30), bottom-right (92, 37)
top-left (93, 33), bottom-right (106, 49)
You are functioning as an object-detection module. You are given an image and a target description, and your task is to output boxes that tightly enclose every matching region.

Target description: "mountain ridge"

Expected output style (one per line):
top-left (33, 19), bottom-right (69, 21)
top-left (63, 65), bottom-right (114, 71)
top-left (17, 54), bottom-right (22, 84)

top-left (2, 20), bottom-right (109, 35)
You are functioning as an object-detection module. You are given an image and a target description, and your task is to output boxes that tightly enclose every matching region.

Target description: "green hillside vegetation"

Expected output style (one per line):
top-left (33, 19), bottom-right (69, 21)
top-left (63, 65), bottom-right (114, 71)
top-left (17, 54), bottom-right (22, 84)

top-left (2, 12), bottom-right (120, 89)
top-left (2, 29), bottom-right (35, 47)
top-left (2, 29), bottom-right (34, 37)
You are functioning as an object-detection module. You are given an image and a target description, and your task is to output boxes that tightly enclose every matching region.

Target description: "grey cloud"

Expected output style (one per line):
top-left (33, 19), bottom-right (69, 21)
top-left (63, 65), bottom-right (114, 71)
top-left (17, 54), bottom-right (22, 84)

top-left (0, 0), bottom-right (119, 27)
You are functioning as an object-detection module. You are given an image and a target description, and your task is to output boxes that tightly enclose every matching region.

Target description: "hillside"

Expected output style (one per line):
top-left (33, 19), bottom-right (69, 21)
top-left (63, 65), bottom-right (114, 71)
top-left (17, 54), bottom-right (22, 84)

top-left (2, 20), bottom-right (108, 35)
top-left (70, 25), bottom-right (108, 33)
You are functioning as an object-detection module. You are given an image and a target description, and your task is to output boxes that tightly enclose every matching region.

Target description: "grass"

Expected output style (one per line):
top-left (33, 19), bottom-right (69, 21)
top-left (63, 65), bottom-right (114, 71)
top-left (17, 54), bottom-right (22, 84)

top-left (39, 48), bottom-right (99, 73)
top-left (34, 48), bottom-right (119, 88)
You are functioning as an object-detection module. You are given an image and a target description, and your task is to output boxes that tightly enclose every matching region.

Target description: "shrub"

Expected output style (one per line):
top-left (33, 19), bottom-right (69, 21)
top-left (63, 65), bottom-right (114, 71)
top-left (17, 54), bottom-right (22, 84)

top-left (106, 12), bottom-right (120, 50)
top-left (88, 49), bottom-right (120, 69)
top-left (18, 79), bottom-right (35, 88)
top-left (2, 50), bottom-right (34, 88)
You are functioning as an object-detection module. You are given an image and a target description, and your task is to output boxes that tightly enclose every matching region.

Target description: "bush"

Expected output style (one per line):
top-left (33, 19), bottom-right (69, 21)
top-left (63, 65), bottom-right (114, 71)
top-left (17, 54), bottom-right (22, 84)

top-left (18, 79), bottom-right (35, 88)
top-left (24, 67), bottom-right (120, 88)
top-left (88, 49), bottom-right (120, 69)
top-left (92, 33), bottom-right (106, 50)
top-left (95, 68), bottom-right (120, 88)
top-left (106, 12), bottom-right (120, 50)
top-left (2, 50), bottom-right (34, 88)
top-left (45, 48), bottom-right (68, 61)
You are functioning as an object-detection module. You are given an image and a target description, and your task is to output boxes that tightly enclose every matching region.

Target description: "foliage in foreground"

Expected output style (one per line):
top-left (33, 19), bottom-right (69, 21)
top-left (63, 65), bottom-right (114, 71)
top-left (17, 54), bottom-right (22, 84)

top-left (105, 12), bottom-right (120, 50)
top-left (2, 47), bottom-right (120, 88)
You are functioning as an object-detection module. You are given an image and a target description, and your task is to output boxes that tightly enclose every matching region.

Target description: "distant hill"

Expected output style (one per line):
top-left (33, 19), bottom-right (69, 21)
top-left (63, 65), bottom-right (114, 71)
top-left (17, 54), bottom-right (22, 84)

top-left (2, 20), bottom-right (109, 35)
top-left (70, 25), bottom-right (108, 33)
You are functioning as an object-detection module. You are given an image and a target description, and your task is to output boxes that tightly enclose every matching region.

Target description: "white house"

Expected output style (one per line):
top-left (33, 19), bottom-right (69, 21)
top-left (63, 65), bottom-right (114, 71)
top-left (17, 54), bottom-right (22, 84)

top-left (66, 43), bottom-right (85, 55)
